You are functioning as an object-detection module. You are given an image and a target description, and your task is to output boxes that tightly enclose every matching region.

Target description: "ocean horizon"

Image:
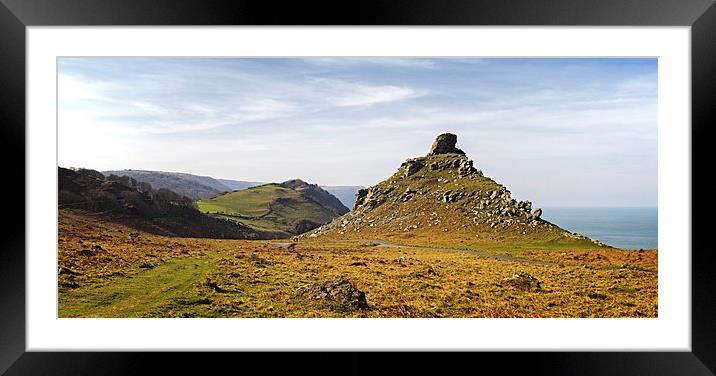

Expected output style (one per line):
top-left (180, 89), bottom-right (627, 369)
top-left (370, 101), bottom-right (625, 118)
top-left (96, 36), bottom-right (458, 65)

top-left (541, 207), bottom-right (657, 250)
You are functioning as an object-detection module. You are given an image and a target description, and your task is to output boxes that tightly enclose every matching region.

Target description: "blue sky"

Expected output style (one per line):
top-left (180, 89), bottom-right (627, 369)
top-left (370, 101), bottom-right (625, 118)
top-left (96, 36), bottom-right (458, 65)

top-left (58, 58), bottom-right (657, 207)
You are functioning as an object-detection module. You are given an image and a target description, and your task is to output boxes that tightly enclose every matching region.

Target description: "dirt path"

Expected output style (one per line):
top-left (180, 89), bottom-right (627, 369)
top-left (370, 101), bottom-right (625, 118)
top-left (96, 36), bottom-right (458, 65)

top-left (370, 240), bottom-right (556, 266)
top-left (59, 254), bottom-right (216, 317)
top-left (273, 240), bottom-right (556, 266)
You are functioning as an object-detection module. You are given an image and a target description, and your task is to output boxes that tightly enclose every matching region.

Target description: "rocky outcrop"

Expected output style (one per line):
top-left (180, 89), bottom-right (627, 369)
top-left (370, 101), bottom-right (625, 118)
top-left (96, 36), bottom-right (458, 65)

top-left (429, 156), bottom-right (482, 178)
top-left (280, 179), bottom-right (350, 216)
top-left (532, 208), bottom-right (542, 219)
top-left (428, 133), bottom-right (465, 156)
top-left (304, 133), bottom-right (598, 247)
top-left (279, 179), bottom-right (311, 190)
top-left (401, 159), bottom-right (424, 177)
top-left (289, 219), bottom-right (321, 235)
top-left (468, 188), bottom-right (544, 229)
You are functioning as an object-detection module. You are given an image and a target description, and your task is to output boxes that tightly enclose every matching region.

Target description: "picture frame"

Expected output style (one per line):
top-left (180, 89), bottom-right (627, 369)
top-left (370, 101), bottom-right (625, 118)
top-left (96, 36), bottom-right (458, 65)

top-left (2, 0), bottom-right (714, 374)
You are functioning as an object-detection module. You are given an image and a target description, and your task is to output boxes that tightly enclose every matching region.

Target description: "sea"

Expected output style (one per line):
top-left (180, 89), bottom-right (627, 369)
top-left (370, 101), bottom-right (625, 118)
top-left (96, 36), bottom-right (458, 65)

top-left (541, 207), bottom-right (658, 250)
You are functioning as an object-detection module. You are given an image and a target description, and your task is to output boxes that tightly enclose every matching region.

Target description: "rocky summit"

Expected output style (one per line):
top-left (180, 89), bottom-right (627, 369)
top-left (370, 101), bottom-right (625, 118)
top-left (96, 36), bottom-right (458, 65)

top-left (428, 133), bottom-right (465, 156)
top-left (306, 134), bottom-right (603, 250)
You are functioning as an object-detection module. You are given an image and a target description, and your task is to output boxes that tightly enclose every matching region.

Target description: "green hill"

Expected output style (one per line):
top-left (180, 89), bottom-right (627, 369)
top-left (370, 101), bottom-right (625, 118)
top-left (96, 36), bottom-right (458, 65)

top-left (196, 180), bottom-right (349, 238)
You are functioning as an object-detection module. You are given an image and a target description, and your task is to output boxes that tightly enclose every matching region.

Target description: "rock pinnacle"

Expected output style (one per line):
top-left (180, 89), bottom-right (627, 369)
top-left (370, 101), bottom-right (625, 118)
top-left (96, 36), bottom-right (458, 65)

top-left (428, 133), bottom-right (466, 156)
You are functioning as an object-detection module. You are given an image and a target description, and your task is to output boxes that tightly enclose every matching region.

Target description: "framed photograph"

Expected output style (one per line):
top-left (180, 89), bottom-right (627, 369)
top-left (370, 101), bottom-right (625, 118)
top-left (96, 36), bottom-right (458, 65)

top-left (2, 0), bottom-right (715, 374)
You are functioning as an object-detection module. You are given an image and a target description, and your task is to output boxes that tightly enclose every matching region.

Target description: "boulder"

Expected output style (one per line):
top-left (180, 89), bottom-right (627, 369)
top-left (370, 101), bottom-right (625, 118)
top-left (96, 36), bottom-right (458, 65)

top-left (428, 133), bottom-right (466, 156)
top-left (400, 187), bottom-right (417, 202)
top-left (503, 273), bottom-right (541, 290)
top-left (533, 208), bottom-right (542, 219)
top-left (354, 188), bottom-right (369, 208)
top-left (440, 191), bottom-right (464, 203)
top-left (295, 279), bottom-right (368, 309)
top-left (457, 158), bottom-right (477, 177)
top-left (401, 159), bottom-right (425, 177)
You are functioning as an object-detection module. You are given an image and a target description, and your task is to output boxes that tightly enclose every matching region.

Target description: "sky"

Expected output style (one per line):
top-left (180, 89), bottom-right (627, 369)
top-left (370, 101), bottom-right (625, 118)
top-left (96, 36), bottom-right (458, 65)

top-left (58, 57), bottom-right (657, 207)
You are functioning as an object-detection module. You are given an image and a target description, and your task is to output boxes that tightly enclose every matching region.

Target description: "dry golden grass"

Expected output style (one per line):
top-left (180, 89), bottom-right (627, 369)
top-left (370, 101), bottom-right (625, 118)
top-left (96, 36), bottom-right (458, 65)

top-left (59, 210), bottom-right (657, 318)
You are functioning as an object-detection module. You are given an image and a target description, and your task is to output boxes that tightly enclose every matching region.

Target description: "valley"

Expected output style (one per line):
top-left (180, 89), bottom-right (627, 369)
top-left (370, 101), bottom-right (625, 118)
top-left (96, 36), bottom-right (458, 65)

top-left (58, 133), bottom-right (658, 318)
top-left (58, 209), bottom-right (657, 318)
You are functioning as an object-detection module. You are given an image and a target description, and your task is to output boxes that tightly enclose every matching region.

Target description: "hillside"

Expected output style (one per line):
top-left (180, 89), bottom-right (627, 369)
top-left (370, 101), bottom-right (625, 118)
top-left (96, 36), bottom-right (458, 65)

top-left (219, 178), bottom-right (362, 209)
top-left (307, 133), bottom-right (606, 252)
top-left (103, 170), bottom-right (258, 200)
top-left (60, 167), bottom-right (264, 239)
top-left (196, 179), bottom-right (349, 238)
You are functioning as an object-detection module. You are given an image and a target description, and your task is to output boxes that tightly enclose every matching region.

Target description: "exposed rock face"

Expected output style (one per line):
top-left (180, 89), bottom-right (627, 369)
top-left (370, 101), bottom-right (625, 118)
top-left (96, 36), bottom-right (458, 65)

top-left (289, 219), bottom-right (321, 235)
top-left (58, 167), bottom-right (262, 239)
top-left (279, 179), bottom-right (311, 190)
top-left (428, 133), bottom-right (465, 156)
top-left (280, 179), bottom-right (350, 216)
top-left (295, 279), bottom-right (368, 310)
top-left (401, 159), bottom-right (424, 177)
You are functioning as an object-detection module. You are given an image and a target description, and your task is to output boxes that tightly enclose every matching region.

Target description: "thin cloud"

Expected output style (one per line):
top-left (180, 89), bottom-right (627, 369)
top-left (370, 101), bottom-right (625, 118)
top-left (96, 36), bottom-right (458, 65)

top-left (329, 83), bottom-right (424, 107)
top-left (302, 57), bottom-right (436, 69)
top-left (58, 58), bottom-right (657, 206)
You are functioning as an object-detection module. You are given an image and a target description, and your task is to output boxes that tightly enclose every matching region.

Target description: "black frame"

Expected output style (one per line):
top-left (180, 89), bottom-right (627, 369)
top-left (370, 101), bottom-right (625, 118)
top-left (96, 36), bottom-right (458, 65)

top-left (1, 0), bottom-right (714, 374)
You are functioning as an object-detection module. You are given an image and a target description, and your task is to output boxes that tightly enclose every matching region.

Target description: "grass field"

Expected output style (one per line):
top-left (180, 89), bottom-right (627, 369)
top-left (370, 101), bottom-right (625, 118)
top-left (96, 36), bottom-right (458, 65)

top-left (196, 184), bottom-right (337, 235)
top-left (59, 210), bottom-right (658, 318)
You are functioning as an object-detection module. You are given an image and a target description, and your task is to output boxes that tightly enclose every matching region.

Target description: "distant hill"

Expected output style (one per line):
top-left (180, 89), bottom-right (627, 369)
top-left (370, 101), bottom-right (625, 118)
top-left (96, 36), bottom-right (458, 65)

top-left (60, 167), bottom-right (265, 239)
top-left (306, 133), bottom-right (607, 251)
top-left (103, 170), bottom-right (360, 209)
top-left (216, 178), bottom-right (264, 191)
top-left (321, 185), bottom-right (364, 209)
top-left (196, 179), bottom-right (349, 238)
top-left (217, 179), bottom-right (360, 208)
top-left (102, 170), bottom-right (252, 200)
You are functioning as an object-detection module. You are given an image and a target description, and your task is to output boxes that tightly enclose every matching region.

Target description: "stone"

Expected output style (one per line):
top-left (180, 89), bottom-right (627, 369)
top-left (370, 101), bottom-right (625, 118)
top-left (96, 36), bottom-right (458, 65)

top-left (78, 249), bottom-right (95, 257)
top-left (533, 208), bottom-right (542, 219)
top-left (401, 159), bottom-right (425, 177)
top-left (503, 273), bottom-right (541, 290)
top-left (400, 187), bottom-right (416, 202)
top-left (354, 188), bottom-right (369, 208)
top-left (61, 281), bottom-right (80, 289)
top-left (428, 133), bottom-right (466, 156)
top-left (203, 277), bottom-right (226, 293)
top-left (457, 158), bottom-right (477, 177)
top-left (295, 279), bottom-right (368, 309)
top-left (439, 190), bottom-right (464, 203)
top-left (58, 266), bottom-right (80, 276)
top-left (354, 187), bottom-right (385, 209)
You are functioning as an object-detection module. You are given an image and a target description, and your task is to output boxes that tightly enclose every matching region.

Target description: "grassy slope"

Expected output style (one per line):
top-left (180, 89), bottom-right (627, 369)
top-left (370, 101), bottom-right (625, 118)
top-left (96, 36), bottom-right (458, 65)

top-left (196, 184), bottom-right (337, 235)
top-left (315, 153), bottom-right (604, 252)
top-left (59, 210), bottom-right (657, 318)
top-left (60, 255), bottom-right (217, 317)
